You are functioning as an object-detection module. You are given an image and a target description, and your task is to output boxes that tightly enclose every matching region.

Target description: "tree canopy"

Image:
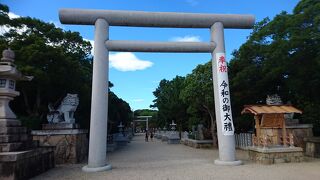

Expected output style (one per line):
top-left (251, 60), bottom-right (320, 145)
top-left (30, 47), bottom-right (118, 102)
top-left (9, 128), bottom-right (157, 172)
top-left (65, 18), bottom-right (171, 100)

top-left (151, 76), bottom-right (188, 132)
top-left (151, 0), bottom-right (320, 136)
top-left (229, 0), bottom-right (320, 134)
top-left (0, 4), bottom-right (132, 132)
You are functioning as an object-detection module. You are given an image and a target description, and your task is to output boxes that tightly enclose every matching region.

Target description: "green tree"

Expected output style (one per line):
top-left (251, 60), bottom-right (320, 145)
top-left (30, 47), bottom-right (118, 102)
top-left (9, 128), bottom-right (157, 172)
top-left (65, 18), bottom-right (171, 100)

top-left (229, 0), bottom-right (320, 135)
top-left (108, 91), bottom-right (133, 134)
top-left (180, 62), bottom-right (217, 146)
top-left (151, 76), bottom-right (188, 135)
top-left (0, 5), bottom-right (92, 128)
top-left (133, 109), bottom-right (158, 130)
top-left (0, 4), bottom-right (132, 132)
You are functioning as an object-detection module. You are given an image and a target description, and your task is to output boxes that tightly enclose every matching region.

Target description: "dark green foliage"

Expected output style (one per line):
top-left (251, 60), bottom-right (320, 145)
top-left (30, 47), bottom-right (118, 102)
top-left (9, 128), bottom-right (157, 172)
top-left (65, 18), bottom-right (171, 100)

top-left (134, 109), bottom-right (158, 129)
top-left (152, 0), bottom-right (320, 136)
top-left (229, 0), bottom-right (320, 135)
top-left (19, 116), bottom-right (42, 130)
top-left (0, 5), bottom-right (93, 128)
top-left (151, 76), bottom-right (188, 132)
top-left (151, 68), bottom-right (217, 144)
top-left (180, 62), bottom-right (217, 145)
top-left (0, 4), bottom-right (132, 131)
top-left (180, 62), bottom-right (215, 128)
top-left (108, 91), bottom-right (132, 134)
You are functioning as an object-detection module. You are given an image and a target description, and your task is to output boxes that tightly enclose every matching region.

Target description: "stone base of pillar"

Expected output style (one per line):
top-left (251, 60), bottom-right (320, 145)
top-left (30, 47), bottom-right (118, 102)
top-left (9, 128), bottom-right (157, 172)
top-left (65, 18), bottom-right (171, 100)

top-left (82, 164), bottom-right (112, 172)
top-left (214, 159), bottom-right (242, 166)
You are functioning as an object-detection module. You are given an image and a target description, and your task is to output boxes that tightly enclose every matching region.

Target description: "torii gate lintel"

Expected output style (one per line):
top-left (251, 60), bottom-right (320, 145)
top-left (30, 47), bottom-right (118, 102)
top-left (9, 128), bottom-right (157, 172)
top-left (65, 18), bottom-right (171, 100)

top-left (133, 115), bottom-right (152, 131)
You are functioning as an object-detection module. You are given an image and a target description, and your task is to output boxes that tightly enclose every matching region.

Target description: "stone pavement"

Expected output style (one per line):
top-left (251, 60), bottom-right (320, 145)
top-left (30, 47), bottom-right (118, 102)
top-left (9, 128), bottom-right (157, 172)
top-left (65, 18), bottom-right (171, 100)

top-left (32, 134), bottom-right (320, 180)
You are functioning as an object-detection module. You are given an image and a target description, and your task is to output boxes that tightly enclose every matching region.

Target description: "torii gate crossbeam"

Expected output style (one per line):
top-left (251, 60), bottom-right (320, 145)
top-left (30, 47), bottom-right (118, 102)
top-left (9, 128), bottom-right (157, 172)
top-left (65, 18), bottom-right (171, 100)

top-left (59, 9), bottom-right (255, 172)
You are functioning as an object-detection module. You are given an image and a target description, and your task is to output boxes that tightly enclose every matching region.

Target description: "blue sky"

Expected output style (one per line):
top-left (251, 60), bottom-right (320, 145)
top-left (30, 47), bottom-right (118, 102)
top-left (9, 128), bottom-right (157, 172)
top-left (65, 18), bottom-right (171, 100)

top-left (3, 0), bottom-right (300, 110)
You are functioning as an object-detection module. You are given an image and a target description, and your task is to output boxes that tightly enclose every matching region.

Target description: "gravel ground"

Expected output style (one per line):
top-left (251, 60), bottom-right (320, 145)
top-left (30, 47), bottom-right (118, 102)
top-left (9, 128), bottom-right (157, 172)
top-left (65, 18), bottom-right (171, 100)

top-left (32, 134), bottom-right (320, 180)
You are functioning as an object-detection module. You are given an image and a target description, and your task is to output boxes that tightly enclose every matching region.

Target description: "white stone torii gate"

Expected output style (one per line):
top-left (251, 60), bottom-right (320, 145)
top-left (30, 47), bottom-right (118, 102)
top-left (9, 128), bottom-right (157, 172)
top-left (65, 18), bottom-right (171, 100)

top-left (59, 9), bottom-right (255, 172)
top-left (134, 116), bottom-right (152, 131)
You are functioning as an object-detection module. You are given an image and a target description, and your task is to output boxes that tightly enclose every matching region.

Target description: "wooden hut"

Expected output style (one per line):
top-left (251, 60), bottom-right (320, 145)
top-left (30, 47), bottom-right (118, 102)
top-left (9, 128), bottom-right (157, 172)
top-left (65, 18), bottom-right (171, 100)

top-left (241, 105), bottom-right (302, 147)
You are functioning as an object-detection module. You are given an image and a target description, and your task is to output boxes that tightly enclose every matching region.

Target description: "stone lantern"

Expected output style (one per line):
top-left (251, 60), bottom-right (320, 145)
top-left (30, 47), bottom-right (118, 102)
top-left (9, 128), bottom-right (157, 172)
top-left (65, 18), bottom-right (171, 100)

top-left (0, 49), bottom-right (32, 121)
top-left (0, 49), bottom-right (54, 180)
top-left (118, 121), bottom-right (124, 136)
top-left (0, 48), bottom-right (33, 151)
top-left (170, 120), bottom-right (177, 131)
top-left (168, 120), bottom-right (180, 144)
top-left (114, 121), bottom-right (128, 146)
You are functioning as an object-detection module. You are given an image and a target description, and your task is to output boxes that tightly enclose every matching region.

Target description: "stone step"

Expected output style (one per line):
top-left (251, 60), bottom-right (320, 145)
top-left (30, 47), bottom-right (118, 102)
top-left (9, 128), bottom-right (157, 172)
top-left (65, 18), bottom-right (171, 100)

top-left (0, 142), bottom-right (23, 152)
top-left (0, 134), bottom-right (28, 143)
top-left (0, 126), bottom-right (27, 135)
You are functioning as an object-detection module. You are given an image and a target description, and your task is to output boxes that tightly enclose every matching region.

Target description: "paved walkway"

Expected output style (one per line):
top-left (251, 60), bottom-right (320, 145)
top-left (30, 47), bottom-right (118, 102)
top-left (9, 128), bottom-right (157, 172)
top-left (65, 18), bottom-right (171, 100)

top-left (33, 134), bottom-right (320, 180)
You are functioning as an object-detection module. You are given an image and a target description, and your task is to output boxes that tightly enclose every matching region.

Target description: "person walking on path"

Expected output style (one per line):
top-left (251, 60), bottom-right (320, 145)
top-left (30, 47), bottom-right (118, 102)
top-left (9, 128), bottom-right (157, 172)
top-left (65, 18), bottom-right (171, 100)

top-left (145, 130), bottom-right (149, 142)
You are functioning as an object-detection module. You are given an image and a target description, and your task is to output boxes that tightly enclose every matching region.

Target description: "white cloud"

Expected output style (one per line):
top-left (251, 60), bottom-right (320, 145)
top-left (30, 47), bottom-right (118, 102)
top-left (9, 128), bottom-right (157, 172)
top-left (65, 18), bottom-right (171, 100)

top-left (186, 0), bottom-right (198, 6)
top-left (82, 40), bottom-right (153, 71)
top-left (132, 99), bottom-right (144, 103)
top-left (109, 52), bottom-right (153, 71)
top-left (170, 35), bottom-right (201, 42)
top-left (8, 12), bottom-right (20, 19)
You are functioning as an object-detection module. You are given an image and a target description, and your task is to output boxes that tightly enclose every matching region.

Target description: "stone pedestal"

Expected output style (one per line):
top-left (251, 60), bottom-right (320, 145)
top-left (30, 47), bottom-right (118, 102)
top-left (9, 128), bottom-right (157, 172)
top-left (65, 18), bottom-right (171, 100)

top-left (31, 123), bottom-right (88, 164)
top-left (42, 123), bottom-right (79, 130)
top-left (0, 120), bottom-right (28, 152)
top-left (182, 138), bottom-right (214, 149)
top-left (161, 134), bottom-right (168, 142)
top-left (248, 146), bottom-right (304, 164)
top-left (114, 133), bottom-right (128, 147)
top-left (167, 131), bottom-right (180, 144)
top-left (0, 120), bottom-right (54, 180)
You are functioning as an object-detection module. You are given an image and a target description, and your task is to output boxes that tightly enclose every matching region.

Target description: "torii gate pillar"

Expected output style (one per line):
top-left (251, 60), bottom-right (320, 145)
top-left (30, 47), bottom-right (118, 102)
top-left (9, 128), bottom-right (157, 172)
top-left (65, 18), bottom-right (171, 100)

top-left (211, 22), bottom-right (241, 165)
top-left (82, 19), bottom-right (112, 172)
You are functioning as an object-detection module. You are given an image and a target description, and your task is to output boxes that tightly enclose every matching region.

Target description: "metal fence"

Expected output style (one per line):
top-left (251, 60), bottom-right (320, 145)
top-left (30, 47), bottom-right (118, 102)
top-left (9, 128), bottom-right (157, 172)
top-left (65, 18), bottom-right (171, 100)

top-left (235, 133), bottom-right (252, 149)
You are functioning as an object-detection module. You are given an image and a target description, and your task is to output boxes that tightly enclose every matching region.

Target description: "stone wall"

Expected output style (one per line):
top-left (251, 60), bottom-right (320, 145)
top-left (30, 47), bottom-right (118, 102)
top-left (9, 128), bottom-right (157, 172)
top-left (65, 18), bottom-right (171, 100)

top-left (286, 124), bottom-right (313, 150)
top-left (248, 147), bottom-right (304, 165)
top-left (32, 129), bottom-right (88, 164)
top-left (0, 147), bottom-right (54, 180)
top-left (182, 138), bottom-right (213, 149)
top-left (304, 137), bottom-right (320, 158)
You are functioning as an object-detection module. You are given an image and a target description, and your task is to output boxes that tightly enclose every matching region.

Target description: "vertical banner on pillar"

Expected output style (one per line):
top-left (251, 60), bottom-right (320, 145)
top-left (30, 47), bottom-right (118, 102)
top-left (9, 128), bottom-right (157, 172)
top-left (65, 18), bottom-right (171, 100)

top-left (216, 53), bottom-right (234, 136)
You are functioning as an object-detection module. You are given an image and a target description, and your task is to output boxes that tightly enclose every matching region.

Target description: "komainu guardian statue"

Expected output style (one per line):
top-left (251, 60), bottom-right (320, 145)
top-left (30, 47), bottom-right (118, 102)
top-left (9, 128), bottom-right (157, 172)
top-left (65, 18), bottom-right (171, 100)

top-left (47, 94), bottom-right (79, 124)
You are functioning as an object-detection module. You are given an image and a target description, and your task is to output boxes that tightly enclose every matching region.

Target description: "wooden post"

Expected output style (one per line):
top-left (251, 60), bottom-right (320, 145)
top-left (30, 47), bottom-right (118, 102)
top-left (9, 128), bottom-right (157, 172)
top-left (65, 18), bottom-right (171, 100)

top-left (254, 115), bottom-right (260, 146)
top-left (281, 114), bottom-right (287, 146)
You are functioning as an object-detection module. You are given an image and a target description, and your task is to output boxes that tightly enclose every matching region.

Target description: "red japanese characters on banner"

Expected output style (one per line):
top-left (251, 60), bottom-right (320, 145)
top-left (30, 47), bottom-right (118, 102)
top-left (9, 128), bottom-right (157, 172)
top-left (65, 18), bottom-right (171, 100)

top-left (216, 53), bottom-right (234, 136)
top-left (218, 55), bottom-right (228, 73)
